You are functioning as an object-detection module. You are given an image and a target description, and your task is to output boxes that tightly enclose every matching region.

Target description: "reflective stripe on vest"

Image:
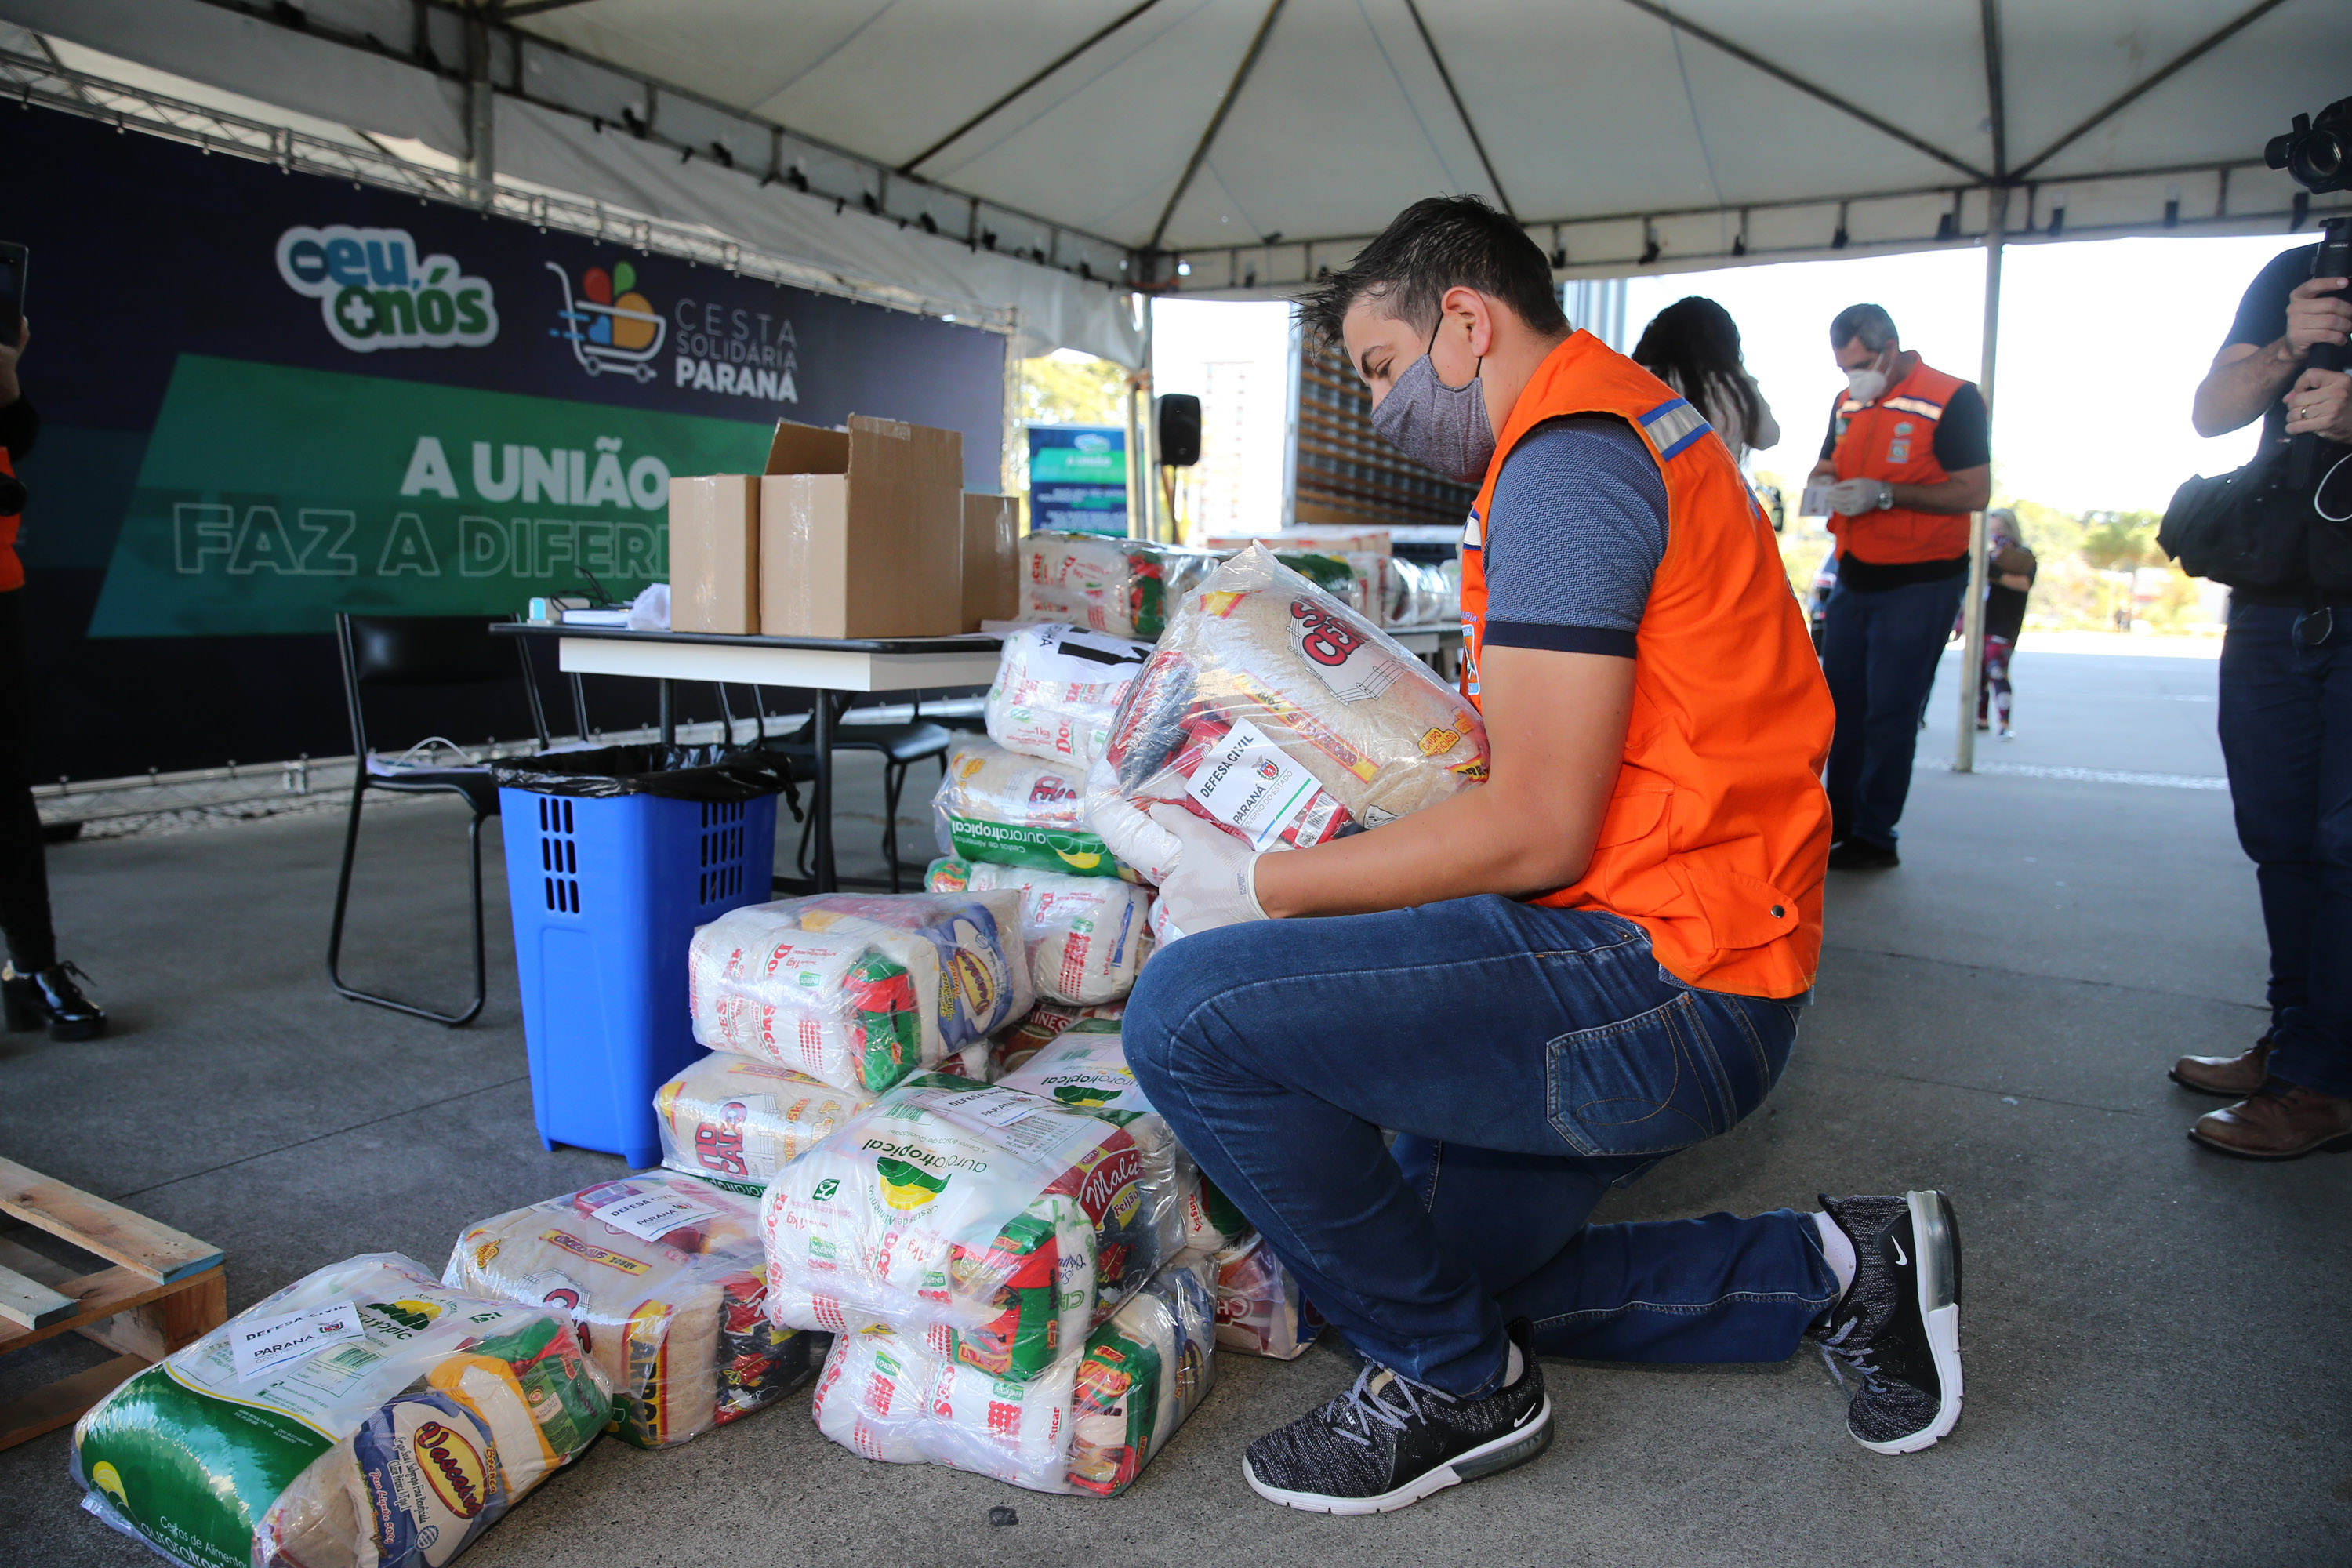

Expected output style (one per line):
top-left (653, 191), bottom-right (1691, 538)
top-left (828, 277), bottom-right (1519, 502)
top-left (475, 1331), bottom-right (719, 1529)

top-left (1457, 332), bottom-right (1833, 999)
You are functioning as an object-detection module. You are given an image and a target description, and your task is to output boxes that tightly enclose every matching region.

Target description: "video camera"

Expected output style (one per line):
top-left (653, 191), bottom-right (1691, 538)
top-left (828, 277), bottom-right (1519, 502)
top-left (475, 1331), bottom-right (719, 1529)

top-left (2271, 99), bottom-right (2351, 488)
top-left (2268, 97), bottom-right (2350, 196)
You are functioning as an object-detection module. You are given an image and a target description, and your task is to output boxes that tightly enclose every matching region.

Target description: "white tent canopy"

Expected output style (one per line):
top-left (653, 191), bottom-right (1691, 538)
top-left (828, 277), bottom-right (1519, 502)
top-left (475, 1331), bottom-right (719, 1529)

top-left (11, 0), bottom-right (2350, 355)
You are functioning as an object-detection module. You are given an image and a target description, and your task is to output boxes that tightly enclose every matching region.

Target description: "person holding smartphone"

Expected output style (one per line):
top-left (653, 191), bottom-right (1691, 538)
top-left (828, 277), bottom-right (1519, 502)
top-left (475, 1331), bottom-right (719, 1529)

top-left (0, 308), bottom-right (105, 1042)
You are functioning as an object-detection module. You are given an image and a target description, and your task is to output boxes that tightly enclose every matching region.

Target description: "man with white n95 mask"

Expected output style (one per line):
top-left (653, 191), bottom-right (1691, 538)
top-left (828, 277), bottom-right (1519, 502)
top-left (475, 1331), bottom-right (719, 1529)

top-left (1116, 198), bottom-right (1969, 1518)
top-left (1805, 303), bottom-right (1994, 870)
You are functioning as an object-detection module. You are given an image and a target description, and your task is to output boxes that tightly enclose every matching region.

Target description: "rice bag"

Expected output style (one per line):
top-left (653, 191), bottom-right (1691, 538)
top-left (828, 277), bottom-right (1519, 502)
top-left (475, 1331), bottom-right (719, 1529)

top-left (1018, 532), bottom-right (1214, 641)
top-left (811, 1253), bottom-right (1216, 1495)
top-left (927, 855), bottom-right (1152, 1006)
top-left (934, 739), bottom-right (1128, 880)
top-left (655, 1053), bottom-right (875, 1195)
top-left (989, 1001), bottom-right (1125, 1079)
top-left (445, 1173), bottom-right (810, 1448)
top-left (1181, 1171), bottom-right (1250, 1253)
top-left (763, 1077), bottom-right (1181, 1382)
top-left (74, 1254), bottom-right (610, 1568)
top-left (985, 623), bottom-right (1152, 771)
top-left (1212, 1232), bottom-right (1323, 1359)
top-left (689, 892), bottom-right (1030, 1094)
top-left (1092, 544), bottom-right (1489, 871)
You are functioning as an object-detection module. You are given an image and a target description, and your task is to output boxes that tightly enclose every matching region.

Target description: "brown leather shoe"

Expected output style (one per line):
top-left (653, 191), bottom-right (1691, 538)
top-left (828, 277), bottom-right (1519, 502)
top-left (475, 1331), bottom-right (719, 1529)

top-left (2189, 1084), bottom-right (2352, 1160)
top-left (2170, 1035), bottom-right (2273, 1097)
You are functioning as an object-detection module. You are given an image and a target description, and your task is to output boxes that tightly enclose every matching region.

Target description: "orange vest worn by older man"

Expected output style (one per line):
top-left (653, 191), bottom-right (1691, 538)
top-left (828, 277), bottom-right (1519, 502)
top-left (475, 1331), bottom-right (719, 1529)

top-left (1459, 332), bottom-right (1833, 1000)
top-left (1825, 358), bottom-right (1973, 565)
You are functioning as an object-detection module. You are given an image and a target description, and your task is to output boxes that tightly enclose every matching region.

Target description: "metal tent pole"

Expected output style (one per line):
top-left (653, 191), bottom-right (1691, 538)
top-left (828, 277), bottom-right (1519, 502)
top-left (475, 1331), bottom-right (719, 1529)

top-left (1956, 190), bottom-right (2005, 773)
top-left (1139, 299), bottom-right (1160, 540)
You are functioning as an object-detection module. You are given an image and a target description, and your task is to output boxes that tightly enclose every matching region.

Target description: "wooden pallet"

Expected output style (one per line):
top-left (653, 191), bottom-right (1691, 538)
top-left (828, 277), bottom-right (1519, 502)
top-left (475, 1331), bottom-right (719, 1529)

top-left (0, 1155), bottom-right (227, 1451)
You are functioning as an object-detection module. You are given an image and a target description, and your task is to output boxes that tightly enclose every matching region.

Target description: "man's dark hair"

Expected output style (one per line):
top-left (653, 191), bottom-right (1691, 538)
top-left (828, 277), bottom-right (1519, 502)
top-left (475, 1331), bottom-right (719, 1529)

top-left (1301, 195), bottom-right (1568, 348)
top-left (1830, 303), bottom-right (1899, 352)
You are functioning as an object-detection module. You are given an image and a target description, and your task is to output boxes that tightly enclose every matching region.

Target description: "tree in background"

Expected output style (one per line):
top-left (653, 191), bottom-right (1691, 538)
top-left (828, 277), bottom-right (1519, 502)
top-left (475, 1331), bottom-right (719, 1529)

top-left (1018, 353), bottom-right (1127, 425)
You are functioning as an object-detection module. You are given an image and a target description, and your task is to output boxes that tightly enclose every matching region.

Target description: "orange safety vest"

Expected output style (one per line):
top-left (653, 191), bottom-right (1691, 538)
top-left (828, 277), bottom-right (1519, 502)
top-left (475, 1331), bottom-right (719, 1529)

top-left (1826, 358), bottom-right (1974, 565)
top-left (0, 447), bottom-right (20, 593)
top-left (1460, 332), bottom-right (1833, 999)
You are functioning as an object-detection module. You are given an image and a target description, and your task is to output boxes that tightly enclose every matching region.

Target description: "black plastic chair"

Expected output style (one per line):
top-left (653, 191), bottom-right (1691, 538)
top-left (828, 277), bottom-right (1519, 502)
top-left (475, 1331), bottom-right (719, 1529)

top-left (326, 614), bottom-right (549, 1025)
top-left (736, 688), bottom-right (950, 892)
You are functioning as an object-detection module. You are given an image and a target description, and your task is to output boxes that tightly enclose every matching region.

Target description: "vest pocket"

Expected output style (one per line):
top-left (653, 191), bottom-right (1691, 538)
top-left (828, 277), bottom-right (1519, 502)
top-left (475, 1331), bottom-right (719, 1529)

top-left (1546, 990), bottom-right (1732, 1158)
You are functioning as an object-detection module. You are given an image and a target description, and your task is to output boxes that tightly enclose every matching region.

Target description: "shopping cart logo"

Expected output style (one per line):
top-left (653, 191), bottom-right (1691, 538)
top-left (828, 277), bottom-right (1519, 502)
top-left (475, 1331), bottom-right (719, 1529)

top-left (276, 225), bottom-right (498, 353)
top-left (547, 259), bottom-right (666, 383)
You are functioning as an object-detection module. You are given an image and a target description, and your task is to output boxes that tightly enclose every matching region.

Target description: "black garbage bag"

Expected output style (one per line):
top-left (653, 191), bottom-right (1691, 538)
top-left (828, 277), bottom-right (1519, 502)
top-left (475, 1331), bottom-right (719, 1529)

top-left (492, 744), bottom-right (803, 818)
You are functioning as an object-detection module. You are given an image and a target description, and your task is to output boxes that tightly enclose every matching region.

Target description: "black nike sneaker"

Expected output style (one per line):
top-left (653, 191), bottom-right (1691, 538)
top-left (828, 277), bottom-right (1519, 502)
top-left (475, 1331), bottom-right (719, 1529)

top-left (1242, 1318), bottom-right (1551, 1514)
top-left (1809, 1191), bottom-right (1964, 1454)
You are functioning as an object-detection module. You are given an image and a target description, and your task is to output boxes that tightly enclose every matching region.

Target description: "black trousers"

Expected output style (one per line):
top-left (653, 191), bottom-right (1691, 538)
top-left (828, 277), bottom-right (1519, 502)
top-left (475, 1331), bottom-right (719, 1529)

top-left (0, 587), bottom-right (55, 971)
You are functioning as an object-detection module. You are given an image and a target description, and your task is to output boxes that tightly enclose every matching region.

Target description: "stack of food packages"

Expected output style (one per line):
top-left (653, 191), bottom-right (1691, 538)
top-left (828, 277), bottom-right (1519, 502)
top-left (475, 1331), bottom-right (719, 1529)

top-left (931, 620), bottom-right (1159, 1065)
top-left (72, 1254), bottom-right (613, 1568)
top-left (443, 1171), bottom-right (813, 1450)
top-left (660, 889), bottom-right (1034, 1185)
top-left (1016, 532), bottom-right (1218, 641)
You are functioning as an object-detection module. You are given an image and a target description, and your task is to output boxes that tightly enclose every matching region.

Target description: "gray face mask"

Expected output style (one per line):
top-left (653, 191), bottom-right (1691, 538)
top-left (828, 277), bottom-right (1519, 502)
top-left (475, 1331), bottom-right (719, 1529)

top-left (1370, 328), bottom-right (1494, 484)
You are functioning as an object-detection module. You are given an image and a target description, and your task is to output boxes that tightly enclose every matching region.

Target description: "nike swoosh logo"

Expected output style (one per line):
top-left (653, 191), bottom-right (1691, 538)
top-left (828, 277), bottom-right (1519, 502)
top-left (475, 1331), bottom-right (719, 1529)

top-left (1890, 1237), bottom-right (1908, 1266)
top-left (1512, 1404), bottom-right (1537, 1430)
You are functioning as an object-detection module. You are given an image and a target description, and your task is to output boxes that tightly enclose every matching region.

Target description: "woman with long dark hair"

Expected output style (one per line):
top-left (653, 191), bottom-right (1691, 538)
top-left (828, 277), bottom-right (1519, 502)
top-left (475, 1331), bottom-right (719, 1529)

top-left (1631, 296), bottom-right (1780, 465)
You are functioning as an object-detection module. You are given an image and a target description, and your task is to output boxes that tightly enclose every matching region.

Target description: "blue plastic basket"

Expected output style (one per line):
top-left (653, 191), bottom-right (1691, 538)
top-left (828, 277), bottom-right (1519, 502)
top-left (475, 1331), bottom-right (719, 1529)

top-left (500, 786), bottom-right (778, 1168)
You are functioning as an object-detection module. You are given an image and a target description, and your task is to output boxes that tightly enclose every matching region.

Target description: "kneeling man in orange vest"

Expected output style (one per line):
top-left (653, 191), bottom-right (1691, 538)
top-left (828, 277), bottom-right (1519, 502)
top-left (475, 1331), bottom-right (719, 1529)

top-left (1116, 198), bottom-right (1963, 1515)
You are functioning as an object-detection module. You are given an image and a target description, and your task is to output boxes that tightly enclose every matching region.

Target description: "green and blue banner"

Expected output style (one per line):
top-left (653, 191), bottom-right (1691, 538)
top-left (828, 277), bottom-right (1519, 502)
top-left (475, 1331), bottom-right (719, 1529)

top-left (1027, 423), bottom-right (1128, 536)
top-left (8, 106), bottom-right (1004, 776)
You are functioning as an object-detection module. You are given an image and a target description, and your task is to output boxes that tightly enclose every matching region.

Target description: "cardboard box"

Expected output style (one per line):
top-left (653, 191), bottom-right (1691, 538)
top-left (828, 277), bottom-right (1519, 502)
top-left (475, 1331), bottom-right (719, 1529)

top-left (669, 474), bottom-right (761, 634)
top-left (760, 416), bottom-right (965, 639)
top-left (961, 493), bottom-right (1020, 630)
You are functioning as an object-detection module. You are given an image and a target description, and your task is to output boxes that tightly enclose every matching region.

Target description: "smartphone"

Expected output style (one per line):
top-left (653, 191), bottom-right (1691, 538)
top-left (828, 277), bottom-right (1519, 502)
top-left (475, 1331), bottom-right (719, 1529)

top-left (0, 243), bottom-right (25, 346)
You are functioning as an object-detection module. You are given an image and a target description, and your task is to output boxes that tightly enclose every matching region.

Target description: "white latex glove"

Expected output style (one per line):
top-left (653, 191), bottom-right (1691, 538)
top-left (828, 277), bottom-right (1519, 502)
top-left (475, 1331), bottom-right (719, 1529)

top-left (1083, 758), bottom-right (1182, 885)
top-left (1824, 477), bottom-right (1890, 515)
top-left (1144, 804), bottom-right (1267, 935)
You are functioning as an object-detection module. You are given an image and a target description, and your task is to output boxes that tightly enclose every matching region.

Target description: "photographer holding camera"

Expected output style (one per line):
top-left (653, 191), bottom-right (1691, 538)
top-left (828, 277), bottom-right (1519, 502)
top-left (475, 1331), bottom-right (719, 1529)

top-left (0, 318), bottom-right (105, 1043)
top-left (2166, 99), bottom-right (2352, 1159)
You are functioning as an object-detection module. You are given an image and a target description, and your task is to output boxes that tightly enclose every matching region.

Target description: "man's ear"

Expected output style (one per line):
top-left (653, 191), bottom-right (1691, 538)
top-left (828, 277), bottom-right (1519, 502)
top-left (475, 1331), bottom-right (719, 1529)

top-left (1440, 285), bottom-right (1496, 359)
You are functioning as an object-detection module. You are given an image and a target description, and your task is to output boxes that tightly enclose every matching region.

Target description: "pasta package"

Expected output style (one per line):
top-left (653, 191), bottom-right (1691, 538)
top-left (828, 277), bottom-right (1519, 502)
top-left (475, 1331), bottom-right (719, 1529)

top-left (811, 1253), bottom-right (1216, 1496)
top-left (986, 623), bottom-right (1152, 771)
top-left (1018, 532), bottom-right (1215, 641)
top-left (689, 892), bottom-right (1030, 1094)
top-left (445, 1172), bottom-right (811, 1449)
top-left (926, 856), bottom-right (1152, 1006)
top-left (762, 1077), bottom-right (1182, 1382)
top-left (933, 739), bottom-right (1131, 880)
top-left (1091, 544), bottom-right (1487, 870)
top-left (655, 1053), bottom-right (875, 1194)
top-left (73, 1254), bottom-right (610, 1568)
top-left (989, 1001), bottom-right (1124, 1080)
top-left (1213, 1232), bottom-right (1324, 1360)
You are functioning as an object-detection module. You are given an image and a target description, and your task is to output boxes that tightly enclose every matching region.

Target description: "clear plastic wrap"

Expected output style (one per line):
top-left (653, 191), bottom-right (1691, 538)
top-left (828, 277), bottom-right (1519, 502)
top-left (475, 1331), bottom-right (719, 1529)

top-left (989, 1001), bottom-right (1125, 1080)
top-left (1090, 544), bottom-right (1490, 873)
top-left (1017, 532), bottom-right (1215, 641)
top-left (811, 1253), bottom-right (1216, 1495)
top-left (1385, 557), bottom-right (1454, 626)
top-left (925, 856), bottom-right (1152, 1006)
top-left (445, 1172), bottom-right (811, 1449)
top-left (73, 1254), bottom-right (611, 1568)
top-left (985, 623), bottom-right (1152, 771)
top-left (1212, 1232), bottom-right (1324, 1360)
top-left (1180, 1171), bottom-right (1250, 1253)
top-left (655, 1053), bottom-right (876, 1193)
top-left (934, 739), bottom-right (1131, 879)
top-left (762, 1076), bottom-right (1181, 1381)
top-left (994, 1021), bottom-right (1189, 1261)
top-left (688, 892), bottom-right (1031, 1094)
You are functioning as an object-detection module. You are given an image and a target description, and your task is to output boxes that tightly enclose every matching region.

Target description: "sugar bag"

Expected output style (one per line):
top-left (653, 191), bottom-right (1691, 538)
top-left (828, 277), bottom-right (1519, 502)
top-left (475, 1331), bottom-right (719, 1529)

top-left (655, 1053), bottom-right (875, 1194)
top-left (933, 739), bottom-right (1130, 880)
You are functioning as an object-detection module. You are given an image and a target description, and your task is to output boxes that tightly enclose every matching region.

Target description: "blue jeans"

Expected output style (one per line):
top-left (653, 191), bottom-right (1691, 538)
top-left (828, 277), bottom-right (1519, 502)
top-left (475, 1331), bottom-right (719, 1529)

top-left (1821, 572), bottom-right (1969, 847)
top-left (2218, 601), bottom-right (2352, 1098)
top-left (1123, 896), bottom-right (1838, 1400)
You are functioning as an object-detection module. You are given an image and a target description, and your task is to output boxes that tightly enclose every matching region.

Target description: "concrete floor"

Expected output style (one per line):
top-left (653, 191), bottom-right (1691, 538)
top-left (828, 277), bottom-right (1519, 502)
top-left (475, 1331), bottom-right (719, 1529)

top-left (5, 642), bottom-right (2348, 1567)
